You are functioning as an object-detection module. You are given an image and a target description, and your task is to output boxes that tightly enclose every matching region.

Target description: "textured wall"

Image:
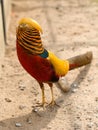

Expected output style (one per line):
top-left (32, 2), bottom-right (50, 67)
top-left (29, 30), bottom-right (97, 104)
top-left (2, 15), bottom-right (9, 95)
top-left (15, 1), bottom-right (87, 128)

top-left (0, 0), bottom-right (11, 77)
top-left (3, 0), bottom-right (11, 34)
top-left (0, 2), bottom-right (5, 77)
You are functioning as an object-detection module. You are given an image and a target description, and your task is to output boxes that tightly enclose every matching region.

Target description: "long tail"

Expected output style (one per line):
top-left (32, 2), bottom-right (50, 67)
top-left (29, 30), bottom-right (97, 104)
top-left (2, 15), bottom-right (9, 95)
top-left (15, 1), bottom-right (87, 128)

top-left (56, 51), bottom-right (93, 92)
top-left (67, 51), bottom-right (93, 70)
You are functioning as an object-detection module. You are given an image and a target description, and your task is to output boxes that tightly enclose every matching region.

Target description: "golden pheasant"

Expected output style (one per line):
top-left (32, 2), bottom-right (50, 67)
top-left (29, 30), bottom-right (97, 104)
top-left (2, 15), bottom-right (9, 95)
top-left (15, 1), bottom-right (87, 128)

top-left (16, 18), bottom-right (92, 108)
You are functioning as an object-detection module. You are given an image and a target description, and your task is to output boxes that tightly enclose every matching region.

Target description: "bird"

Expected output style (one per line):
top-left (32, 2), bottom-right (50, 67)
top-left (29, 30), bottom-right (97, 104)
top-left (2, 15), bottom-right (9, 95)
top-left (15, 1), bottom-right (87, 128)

top-left (16, 17), bottom-right (92, 108)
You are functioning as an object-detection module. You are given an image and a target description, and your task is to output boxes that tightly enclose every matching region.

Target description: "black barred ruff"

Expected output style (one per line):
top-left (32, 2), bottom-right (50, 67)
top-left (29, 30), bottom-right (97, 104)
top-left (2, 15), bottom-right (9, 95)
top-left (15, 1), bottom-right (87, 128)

top-left (17, 26), bottom-right (44, 55)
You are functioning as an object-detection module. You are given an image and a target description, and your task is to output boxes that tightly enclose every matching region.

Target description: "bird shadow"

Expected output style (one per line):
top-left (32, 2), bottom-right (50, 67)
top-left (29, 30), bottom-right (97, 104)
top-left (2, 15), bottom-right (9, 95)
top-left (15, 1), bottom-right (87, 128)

top-left (0, 105), bottom-right (60, 130)
top-left (0, 64), bottom-right (91, 130)
top-left (69, 64), bottom-right (91, 92)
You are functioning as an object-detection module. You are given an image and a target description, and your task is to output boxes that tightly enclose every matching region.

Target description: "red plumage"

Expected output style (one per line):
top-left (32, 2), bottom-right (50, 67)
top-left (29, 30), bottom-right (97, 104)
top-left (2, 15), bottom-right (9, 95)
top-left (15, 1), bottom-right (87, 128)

top-left (16, 42), bottom-right (59, 83)
top-left (16, 18), bottom-right (67, 107)
top-left (16, 18), bottom-right (92, 108)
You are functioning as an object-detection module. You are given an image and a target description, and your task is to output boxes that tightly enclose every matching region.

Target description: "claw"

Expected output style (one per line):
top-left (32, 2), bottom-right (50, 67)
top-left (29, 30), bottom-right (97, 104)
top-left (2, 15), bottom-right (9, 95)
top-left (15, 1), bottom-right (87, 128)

top-left (48, 100), bottom-right (60, 108)
top-left (36, 82), bottom-right (60, 109)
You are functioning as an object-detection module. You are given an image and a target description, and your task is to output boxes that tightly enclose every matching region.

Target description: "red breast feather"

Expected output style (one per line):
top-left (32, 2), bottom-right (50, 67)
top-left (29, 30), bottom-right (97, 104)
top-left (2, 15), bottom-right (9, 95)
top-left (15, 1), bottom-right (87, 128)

top-left (17, 42), bottom-right (59, 83)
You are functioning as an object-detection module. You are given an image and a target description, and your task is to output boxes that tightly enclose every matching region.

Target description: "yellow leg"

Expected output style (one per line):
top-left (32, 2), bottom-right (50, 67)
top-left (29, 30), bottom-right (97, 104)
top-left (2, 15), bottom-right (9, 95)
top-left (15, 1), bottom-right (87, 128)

top-left (50, 86), bottom-right (55, 105)
top-left (41, 84), bottom-right (46, 106)
top-left (38, 82), bottom-right (46, 108)
top-left (48, 83), bottom-right (59, 107)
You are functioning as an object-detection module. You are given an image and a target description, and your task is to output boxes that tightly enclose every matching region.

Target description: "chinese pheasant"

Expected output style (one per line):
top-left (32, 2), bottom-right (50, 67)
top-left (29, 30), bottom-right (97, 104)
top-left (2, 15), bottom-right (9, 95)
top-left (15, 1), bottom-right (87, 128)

top-left (16, 18), bottom-right (92, 108)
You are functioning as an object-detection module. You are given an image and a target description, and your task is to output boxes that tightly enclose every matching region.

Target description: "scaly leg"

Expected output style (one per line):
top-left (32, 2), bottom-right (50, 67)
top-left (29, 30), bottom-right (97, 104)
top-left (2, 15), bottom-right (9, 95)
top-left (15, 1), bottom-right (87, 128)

top-left (48, 83), bottom-right (59, 107)
top-left (37, 82), bottom-right (46, 108)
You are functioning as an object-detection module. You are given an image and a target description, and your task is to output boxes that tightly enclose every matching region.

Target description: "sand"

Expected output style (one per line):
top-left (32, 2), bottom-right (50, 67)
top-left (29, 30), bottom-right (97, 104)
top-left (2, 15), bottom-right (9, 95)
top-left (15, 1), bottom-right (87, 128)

top-left (0, 0), bottom-right (98, 130)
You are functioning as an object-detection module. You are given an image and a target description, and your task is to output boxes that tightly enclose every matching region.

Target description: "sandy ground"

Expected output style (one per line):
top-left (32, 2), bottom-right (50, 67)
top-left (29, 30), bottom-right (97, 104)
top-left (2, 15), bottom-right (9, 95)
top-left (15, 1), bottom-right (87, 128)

top-left (0, 0), bottom-right (98, 130)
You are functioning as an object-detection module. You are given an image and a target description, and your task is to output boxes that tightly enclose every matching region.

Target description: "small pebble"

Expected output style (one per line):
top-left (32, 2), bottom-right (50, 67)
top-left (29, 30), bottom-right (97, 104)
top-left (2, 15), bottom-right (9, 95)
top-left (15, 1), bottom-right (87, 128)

top-left (96, 107), bottom-right (98, 113)
top-left (27, 118), bottom-right (32, 124)
top-left (5, 98), bottom-right (12, 102)
top-left (15, 123), bottom-right (22, 127)
top-left (95, 122), bottom-right (98, 127)
top-left (27, 120), bottom-right (32, 124)
top-left (72, 89), bottom-right (78, 93)
top-left (12, 115), bottom-right (14, 117)
top-left (95, 114), bottom-right (98, 118)
top-left (19, 84), bottom-right (26, 91)
top-left (33, 107), bottom-right (38, 112)
top-left (71, 83), bottom-right (78, 88)
top-left (19, 105), bottom-right (26, 110)
top-left (87, 76), bottom-right (94, 82)
top-left (1, 64), bottom-right (5, 68)
top-left (87, 122), bottom-right (93, 128)
top-left (95, 97), bottom-right (98, 102)
top-left (47, 126), bottom-right (52, 129)
top-left (32, 107), bottom-right (42, 117)
top-left (73, 122), bottom-right (81, 130)
top-left (55, 6), bottom-right (59, 10)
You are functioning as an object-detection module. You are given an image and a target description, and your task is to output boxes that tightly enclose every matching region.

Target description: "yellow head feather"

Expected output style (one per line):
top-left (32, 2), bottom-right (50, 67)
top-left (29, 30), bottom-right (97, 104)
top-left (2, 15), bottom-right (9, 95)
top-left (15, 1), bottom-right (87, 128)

top-left (18, 18), bottom-right (43, 33)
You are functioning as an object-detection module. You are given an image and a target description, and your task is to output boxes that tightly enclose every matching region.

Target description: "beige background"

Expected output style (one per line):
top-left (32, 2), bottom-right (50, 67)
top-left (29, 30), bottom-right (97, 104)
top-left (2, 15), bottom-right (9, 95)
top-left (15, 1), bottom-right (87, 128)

top-left (0, 0), bottom-right (98, 130)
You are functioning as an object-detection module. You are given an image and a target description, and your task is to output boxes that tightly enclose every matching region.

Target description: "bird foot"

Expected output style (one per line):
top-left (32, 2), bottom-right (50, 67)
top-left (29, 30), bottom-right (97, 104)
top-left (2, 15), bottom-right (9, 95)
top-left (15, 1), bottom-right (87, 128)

top-left (34, 101), bottom-right (48, 109)
top-left (33, 100), bottom-right (60, 109)
top-left (47, 100), bottom-right (60, 108)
